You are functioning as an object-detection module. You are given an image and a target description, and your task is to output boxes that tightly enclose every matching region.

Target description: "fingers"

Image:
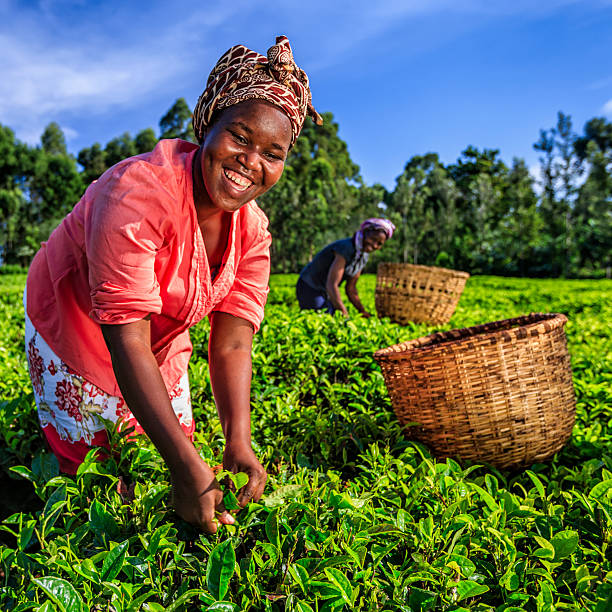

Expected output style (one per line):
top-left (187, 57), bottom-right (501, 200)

top-left (237, 469), bottom-right (267, 506)
top-left (173, 482), bottom-right (235, 534)
top-left (217, 510), bottom-right (235, 525)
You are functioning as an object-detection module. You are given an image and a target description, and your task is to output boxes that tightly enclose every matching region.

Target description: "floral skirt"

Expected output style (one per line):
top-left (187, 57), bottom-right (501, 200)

top-left (24, 296), bottom-right (194, 474)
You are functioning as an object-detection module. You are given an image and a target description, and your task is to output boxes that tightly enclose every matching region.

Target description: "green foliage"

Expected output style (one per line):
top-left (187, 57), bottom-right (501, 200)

top-left (1, 274), bottom-right (611, 610)
top-left (159, 97), bottom-right (195, 142)
top-left (40, 122), bottom-right (67, 156)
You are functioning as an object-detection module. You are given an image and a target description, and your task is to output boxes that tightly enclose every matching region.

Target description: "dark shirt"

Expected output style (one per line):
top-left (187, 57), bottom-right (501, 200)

top-left (299, 237), bottom-right (357, 292)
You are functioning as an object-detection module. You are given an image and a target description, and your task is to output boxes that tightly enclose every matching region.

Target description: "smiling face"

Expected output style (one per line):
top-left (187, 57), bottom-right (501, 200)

top-left (193, 99), bottom-right (292, 219)
top-left (362, 228), bottom-right (388, 253)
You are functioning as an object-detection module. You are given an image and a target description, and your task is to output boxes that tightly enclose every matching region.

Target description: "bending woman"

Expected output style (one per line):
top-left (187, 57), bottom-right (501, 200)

top-left (25, 36), bottom-right (321, 533)
top-left (296, 218), bottom-right (395, 317)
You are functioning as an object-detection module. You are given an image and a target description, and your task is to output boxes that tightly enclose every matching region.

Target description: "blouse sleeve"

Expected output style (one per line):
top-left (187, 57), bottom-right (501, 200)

top-left (85, 163), bottom-right (173, 325)
top-left (212, 205), bottom-right (271, 332)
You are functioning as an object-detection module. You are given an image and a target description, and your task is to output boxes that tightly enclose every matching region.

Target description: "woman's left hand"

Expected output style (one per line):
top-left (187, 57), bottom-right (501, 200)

top-left (223, 441), bottom-right (268, 507)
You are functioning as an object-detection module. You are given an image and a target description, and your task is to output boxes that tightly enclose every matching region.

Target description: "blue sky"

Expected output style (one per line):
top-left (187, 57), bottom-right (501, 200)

top-left (2, 0), bottom-right (612, 190)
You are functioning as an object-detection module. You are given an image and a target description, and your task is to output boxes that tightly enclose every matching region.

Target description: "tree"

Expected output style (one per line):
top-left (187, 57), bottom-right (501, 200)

top-left (427, 163), bottom-right (460, 266)
top-left (573, 118), bottom-right (612, 275)
top-left (447, 146), bottom-right (509, 224)
top-left (533, 128), bottom-right (556, 211)
top-left (134, 128), bottom-right (158, 154)
top-left (554, 112), bottom-right (581, 275)
top-left (77, 143), bottom-right (107, 186)
top-left (23, 151), bottom-right (84, 262)
top-left (159, 98), bottom-right (195, 142)
top-left (532, 112), bottom-right (586, 276)
top-left (498, 158), bottom-right (543, 275)
top-left (104, 132), bottom-right (136, 168)
top-left (0, 124), bottom-right (35, 263)
top-left (41, 122), bottom-right (67, 156)
top-left (386, 155), bottom-right (435, 264)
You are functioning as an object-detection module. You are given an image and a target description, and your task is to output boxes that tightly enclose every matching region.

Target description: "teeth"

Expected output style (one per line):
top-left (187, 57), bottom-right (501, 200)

top-left (224, 169), bottom-right (252, 190)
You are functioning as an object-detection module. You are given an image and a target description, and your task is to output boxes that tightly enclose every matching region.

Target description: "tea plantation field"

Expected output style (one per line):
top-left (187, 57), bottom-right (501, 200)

top-left (1, 272), bottom-right (611, 611)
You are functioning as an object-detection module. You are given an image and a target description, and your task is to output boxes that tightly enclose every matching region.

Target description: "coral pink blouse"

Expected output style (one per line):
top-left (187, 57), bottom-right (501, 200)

top-left (26, 139), bottom-right (271, 397)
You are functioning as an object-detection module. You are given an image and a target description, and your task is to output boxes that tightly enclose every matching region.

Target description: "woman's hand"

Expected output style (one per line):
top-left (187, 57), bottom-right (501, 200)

top-left (171, 458), bottom-right (235, 533)
top-left (223, 441), bottom-right (267, 507)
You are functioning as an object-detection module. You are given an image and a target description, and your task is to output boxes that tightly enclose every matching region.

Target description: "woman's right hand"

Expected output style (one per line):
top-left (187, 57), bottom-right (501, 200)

top-left (170, 459), bottom-right (235, 533)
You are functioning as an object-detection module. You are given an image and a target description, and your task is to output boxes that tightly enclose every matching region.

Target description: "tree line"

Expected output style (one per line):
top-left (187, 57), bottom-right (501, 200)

top-left (0, 99), bottom-right (610, 277)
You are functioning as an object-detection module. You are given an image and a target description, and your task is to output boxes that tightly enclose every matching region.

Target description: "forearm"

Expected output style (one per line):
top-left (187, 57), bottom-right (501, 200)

top-left (209, 348), bottom-right (253, 446)
top-left (326, 281), bottom-right (349, 315)
top-left (104, 334), bottom-right (200, 473)
top-left (346, 287), bottom-right (367, 314)
top-left (208, 313), bottom-right (255, 448)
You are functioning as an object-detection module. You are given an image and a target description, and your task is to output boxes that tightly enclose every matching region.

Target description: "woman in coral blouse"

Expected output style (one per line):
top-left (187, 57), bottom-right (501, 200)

top-left (24, 36), bottom-right (321, 533)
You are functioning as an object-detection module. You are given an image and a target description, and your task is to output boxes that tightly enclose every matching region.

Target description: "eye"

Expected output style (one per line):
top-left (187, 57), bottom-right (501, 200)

top-left (229, 130), bottom-right (248, 145)
top-left (265, 151), bottom-right (283, 161)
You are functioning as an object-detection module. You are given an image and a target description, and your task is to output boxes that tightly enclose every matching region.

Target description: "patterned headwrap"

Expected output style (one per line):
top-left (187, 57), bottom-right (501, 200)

top-left (345, 218), bottom-right (395, 277)
top-left (192, 35), bottom-right (322, 146)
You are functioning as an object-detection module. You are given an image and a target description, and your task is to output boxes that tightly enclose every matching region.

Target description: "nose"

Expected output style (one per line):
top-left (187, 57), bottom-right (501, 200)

top-left (237, 149), bottom-right (259, 171)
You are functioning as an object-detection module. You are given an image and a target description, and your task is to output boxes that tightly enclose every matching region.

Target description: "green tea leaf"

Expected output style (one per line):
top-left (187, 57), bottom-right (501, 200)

top-left (33, 576), bottom-right (84, 612)
top-left (231, 472), bottom-right (249, 490)
top-left (9, 465), bottom-right (35, 483)
top-left (223, 490), bottom-right (241, 511)
top-left (525, 470), bottom-right (546, 499)
top-left (265, 509), bottom-right (281, 548)
top-left (324, 568), bottom-right (353, 604)
top-left (445, 553), bottom-right (476, 578)
top-left (500, 567), bottom-right (520, 591)
top-left (32, 452), bottom-right (60, 483)
top-left (589, 479), bottom-right (612, 500)
top-left (551, 530), bottom-right (579, 560)
top-left (101, 540), bottom-right (129, 582)
top-left (206, 603), bottom-right (239, 612)
top-left (469, 483), bottom-right (499, 512)
top-left (75, 558), bottom-right (99, 583)
top-left (455, 580), bottom-right (489, 601)
top-left (165, 589), bottom-right (203, 611)
top-left (17, 518), bottom-right (36, 551)
top-left (263, 484), bottom-right (305, 508)
top-left (206, 540), bottom-right (235, 601)
top-left (289, 563), bottom-right (309, 595)
top-left (88, 500), bottom-right (119, 540)
top-left (533, 535), bottom-right (555, 560)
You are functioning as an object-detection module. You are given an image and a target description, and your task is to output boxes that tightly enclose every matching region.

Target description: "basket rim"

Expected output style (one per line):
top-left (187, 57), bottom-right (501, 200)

top-left (373, 312), bottom-right (568, 361)
top-left (377, 262), bottom-right (470, 279)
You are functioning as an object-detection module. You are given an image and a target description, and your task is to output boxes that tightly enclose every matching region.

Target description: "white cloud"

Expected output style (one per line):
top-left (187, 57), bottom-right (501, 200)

top-left (602, 98), bottom-right (612, 115)
top-left (60, 125), bottom-right (79, 142)
top-left (0, 2), bottom-right (232, 144)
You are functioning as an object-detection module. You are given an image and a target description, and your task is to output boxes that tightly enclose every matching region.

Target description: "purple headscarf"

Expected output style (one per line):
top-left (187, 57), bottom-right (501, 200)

top-left (360, 218), bottom-right (396, 239)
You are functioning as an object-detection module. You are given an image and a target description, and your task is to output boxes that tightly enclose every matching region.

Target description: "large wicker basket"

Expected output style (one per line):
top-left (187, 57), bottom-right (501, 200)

top-left (375, 263), bottom-right (469, 325)
top-left (373, 313), bottom-right (576, 468)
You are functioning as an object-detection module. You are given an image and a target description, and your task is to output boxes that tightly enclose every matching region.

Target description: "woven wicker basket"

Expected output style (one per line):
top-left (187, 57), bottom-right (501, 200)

top-left (373, 313), bottom-right (576, 468)
top-left (375, 263), bottom-right (469, 325)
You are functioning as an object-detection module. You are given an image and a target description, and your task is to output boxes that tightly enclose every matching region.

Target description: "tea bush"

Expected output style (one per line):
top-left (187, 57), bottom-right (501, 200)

top-left (1, 272), bottom-right (611, 611)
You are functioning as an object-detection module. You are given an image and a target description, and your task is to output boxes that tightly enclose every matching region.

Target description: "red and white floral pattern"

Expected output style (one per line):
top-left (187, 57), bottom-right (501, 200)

top-left (25, 309), bottom-right (192, 445)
